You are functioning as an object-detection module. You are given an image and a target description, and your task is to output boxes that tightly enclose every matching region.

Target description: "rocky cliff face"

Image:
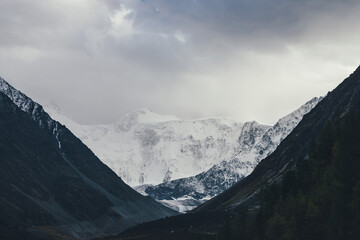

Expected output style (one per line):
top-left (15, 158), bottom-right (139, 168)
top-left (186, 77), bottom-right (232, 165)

top-left (0, 78), bottom-right (176, 240)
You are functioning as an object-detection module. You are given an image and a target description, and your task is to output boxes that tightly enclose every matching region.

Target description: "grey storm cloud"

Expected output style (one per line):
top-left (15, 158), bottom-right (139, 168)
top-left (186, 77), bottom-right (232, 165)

top-left (0, 0), bottom-right (359, 124)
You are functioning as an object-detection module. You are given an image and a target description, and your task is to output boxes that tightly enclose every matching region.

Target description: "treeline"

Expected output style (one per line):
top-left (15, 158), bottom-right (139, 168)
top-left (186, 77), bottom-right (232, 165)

top-left (215, 106), bottom-right (360, 240)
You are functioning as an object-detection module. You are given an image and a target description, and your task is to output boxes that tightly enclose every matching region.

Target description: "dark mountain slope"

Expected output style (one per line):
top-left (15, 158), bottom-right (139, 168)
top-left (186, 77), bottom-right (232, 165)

top-left (105, 65), bottom-right (360, 240)
top-left (196, 65), bottom-right (360, 211)
top-left (0, 82), bottom-right (176, 240)
top-left (247, 106), bottom-right (360, 239)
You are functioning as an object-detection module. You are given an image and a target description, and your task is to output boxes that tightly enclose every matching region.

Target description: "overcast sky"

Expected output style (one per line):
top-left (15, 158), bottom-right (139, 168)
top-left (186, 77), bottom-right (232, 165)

top-left (1, 0), bottom-right (359, 125)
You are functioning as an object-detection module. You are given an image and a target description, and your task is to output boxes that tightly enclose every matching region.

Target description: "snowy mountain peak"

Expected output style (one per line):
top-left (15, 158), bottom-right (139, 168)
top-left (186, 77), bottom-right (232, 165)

top-left (140, 97), bottom-right (322, 212)
top-left (45, 100), bottom-right (66, 116)
top-left (276, 96), bottom-right (322, 127)
top-left (128, 108), bottom-right (181, 123)
top-left (238, 121), bottom-right (271, 150)
top-left (42, 96), bottom-right (321, 191)
top-left (113, 108), bottom-right (181, 132)
top-left (43, 102), bottom-right (250, 186)
top-left (0, 78), bottom-right (65, 149)
top-left (0, 77), bottom-right (33, 113)
top-left (283, 97), bottom-right (322, 123)
top-left (0, 77), bottom-right (48, 125)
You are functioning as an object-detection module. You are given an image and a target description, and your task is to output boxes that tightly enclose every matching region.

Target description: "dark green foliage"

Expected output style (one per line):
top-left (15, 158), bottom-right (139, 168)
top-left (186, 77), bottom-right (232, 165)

top-left (171, 106), bottom-right (360, 240)
top-left (240, 106), bottom-right (360, 240)
top-left (201, 106), bottom-right (360, 240)
top-left (220, 214), bottom-right (233, 240)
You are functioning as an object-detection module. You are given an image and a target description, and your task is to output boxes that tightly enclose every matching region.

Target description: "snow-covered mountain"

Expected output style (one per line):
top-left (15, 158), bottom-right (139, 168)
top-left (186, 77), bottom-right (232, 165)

top-left (45, 104), bottom-right (256, 187)
top-left (43, 93), bottom-right (321, 212)
top-left (138, 97), bottom-right (322, 212)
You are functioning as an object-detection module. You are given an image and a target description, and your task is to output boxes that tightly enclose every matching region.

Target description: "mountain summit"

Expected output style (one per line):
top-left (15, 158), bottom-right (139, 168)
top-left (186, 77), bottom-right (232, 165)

top-left (140, 97), bottom-right (321, 212)
top-left (44, 104), bottom-right (248, 187)
top-left (109, 66), bottom-right (360, 240)
top-left (197, 66), bottom-right (360, 212)
top-left (44, 92), bottom-right (321, 212)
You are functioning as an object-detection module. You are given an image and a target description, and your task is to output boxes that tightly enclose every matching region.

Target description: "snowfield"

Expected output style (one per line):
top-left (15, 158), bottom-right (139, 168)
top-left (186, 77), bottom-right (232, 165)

top-left (44, 97), bottom-right (321, 212)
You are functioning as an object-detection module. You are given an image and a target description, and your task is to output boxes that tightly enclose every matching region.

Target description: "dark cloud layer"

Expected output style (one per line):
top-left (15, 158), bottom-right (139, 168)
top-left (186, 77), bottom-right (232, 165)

top-left (0, 0), bottom-right (359, 124)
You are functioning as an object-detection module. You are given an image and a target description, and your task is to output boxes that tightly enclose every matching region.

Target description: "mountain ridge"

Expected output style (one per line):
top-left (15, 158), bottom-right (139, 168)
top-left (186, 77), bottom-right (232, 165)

top-left (196, 65), bottom-right (360, 212)
top-left (138, 97), bottom-right (321, 212)
top-left (43, 94), bottom-right (320, 212)
top-left (102, 66), bottom-right (360, 240)
top-left (0, 77), bottom-right (176, 239)
top-left (44, 104), bottom-right (250, 187)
